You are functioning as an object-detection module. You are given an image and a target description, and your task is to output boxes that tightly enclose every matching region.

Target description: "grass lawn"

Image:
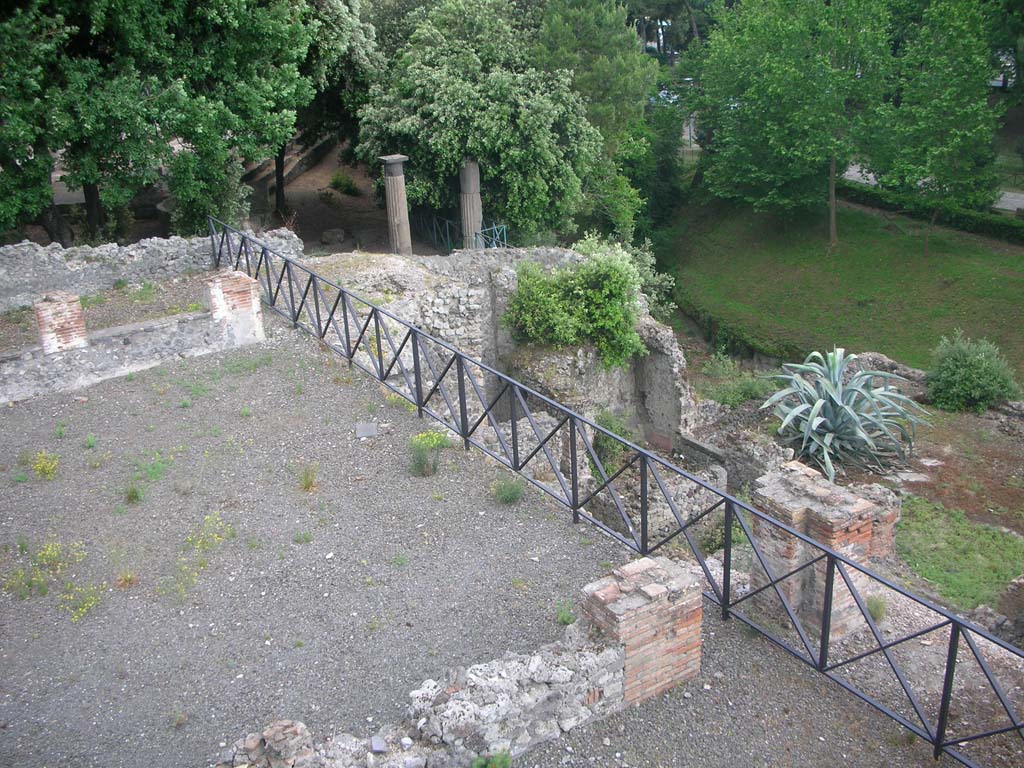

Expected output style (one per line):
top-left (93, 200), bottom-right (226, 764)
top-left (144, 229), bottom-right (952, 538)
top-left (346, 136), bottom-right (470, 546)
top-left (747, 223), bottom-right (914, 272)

top-left (896, 496), bottom-right (1024, 610)
top-left (655, 201), bottom-right (1024, 376)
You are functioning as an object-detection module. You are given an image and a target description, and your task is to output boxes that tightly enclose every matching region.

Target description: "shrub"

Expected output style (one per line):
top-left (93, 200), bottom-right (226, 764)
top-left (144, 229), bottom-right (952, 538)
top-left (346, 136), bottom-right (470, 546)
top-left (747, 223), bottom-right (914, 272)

top-left (927, 330), bottom-right (1020, 413)
top-left (698, 352), bottom-right (775, 408)
top-left (32, 451), bottom-right (58, 480)
top-left (409, 431), bottom-right (450, 477)
top-left (492, 476), bottom-right (525, 504)
top-left (591, 409), bottom-right (634, 474)
top-left (504, 253), bottom-right (646, 368)
top-left (572, 233), bottom-right (676, 321)
top-left (471, 753), bottom-right (512, 768)
top-left (329, 170), bottom-right (360, 196)
top-left (763, 348), bottom-right (928, 481)
top-left (298, 463), bottom-right (319, 492)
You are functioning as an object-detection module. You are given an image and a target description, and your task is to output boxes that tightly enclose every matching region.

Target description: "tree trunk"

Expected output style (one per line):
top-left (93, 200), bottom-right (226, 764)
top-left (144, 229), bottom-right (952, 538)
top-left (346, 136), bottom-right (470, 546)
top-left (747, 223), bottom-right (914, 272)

top-left (84, 182), bottom-right (105, 237)
top-left (686, 2), bottom-right (701, 42)
top-left (828, 156), bottom-right (838, 247)
top-left (274, 144), bottom-right (287, 215)
top-left (38, 205), bottom-right (74, 247)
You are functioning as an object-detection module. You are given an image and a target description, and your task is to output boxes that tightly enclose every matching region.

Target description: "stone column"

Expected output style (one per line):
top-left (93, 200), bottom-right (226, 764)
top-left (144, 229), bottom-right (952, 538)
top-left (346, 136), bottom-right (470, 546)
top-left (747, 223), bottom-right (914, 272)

top-left (582, 556), bottom-right (702, 704)
top-left (208, 271), bottom-right (265, 346)
top-left (459, 158), bottom-right (483, 249)
top-left (34, 292), bottom-right (88, 354)
top-left (379, 154), bottom-right (412, 255)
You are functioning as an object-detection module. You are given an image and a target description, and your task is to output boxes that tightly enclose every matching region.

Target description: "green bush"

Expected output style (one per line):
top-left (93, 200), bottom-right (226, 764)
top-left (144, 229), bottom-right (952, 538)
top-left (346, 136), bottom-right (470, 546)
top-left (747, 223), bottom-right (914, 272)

top-left (330, 170), bottom-right (360, 196)
top-left (927, 330), bottom-right (1020, 413)
top-left (491, 476), bottom-right (526, 504)
top-left (698, 352), bottom-right (775, 408)
top-left (764, 348), bottom-right (928, 481)
top-left (572, 233), bottom-right (676, 321)
top-left (591, 409), bottom-right (634, 474)
top-left (504, 252), bottom-right (646, 368)
top-left (471, 753), bottom-right (512, 768)
top-left (409, 431), bottom-right (450, 477)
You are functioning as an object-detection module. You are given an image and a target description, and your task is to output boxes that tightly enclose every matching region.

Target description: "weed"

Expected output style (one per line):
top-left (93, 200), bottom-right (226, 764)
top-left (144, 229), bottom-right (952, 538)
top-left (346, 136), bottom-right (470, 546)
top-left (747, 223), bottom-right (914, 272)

top-left (294, 383), bottom-right (305, 396)
top-left (125, 484), bottom-right (143, 505)
top-left (365, 401), bottom-right (379, 415)
top-left (113, 504), bottom-right (127, 516)
top-left (367, 617), bottom-right (380, 632)
top-left (431, 491), bottom-right (444, 501)
top-left (186, 302), bottom-right (203, 312)
top-left (16, 535), bottom-right (29, 555)
top-left (598, 560), bottom-right (614, 570)
top-left (12, 471), bottom-right (28, 483)
top-left (384, 392), bottom-right (417, 412)
top-left (866, 595), bottom-right (887, 623)
top-left (579, 537), bottom-right (594, 547)
top-left (136, 452), bottom-right (170, 482)
top-left (222, 353), bottom-right (273, 375)
top-left (330, 170), bottom-right (360, 196)
top-left (698, 352), bottom-right (775, 408)
top-left (130, 282), bottom-right (157, 303)
top-left (471, 752), bottom-right (512, 768)
top-left (511, 577), bottom-right (528, 590)
top-left (293, 639), bottom-right (305, 648)
top-left (60, 581), bottom-right (105, 622)
top-left (54, 421), bottom-right (67, 439)
top-left (246, 536), bottom-right (262, 551)
top-left (555, 599), bottom-right (576, 626)
top-left (158, 556), bottom-right (200, 600)
top-left (293, 531), bottom-right (314, 545)
top-left (492, 477), bottom-right (525, 504)
top-left (298, 463), bottom-right (319, 492)
top-left (392, 552), bottom-right (409, 567)
top-left (179, 399), bottom-right (192, 409)
top-left (113, 279), bottom-right (128, 290)
top-left (169, 711), bottom-right (188, 729)
top-left (185, 512), bottom-right (236, 553)
top-left (34, 540), bottom-right (86, 575)
top-left (83, 434), bottom-right (97, 450)
top-left (32, 451), bottom-right (59, 480)
top-left (409, 431), bottom-right (449, 477)
top-left (114, 571), bottom-right (137, 589)
top-left (239, 406), bottom-right (252, 418)
top-left (592, 410), bottom-right (633, 474)
top-left (185, 381), bottom-right (209, 399)
top-left (80, 293), bottom-right (107, 309)
top-left (125, 372), bottom-right (135, 382)
top-left (3, 568), bottom-right (49, 599)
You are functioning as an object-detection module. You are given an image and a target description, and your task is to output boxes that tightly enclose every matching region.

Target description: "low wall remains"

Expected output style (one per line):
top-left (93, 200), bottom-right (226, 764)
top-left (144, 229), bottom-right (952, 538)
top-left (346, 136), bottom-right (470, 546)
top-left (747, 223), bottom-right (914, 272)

top-left (0, 271), bottom-right (265, 404)
top-left (0, 228), bottom-right (302, 313)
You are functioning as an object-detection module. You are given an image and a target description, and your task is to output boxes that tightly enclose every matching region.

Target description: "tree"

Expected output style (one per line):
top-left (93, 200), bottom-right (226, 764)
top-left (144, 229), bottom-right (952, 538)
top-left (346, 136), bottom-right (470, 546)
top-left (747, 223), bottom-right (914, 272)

top-left (687, 0), bottom-right (891, 245)
top-left (870, 0), bottom-right (1000, 251)
top-left (358, 0), bottom-right (601, 237)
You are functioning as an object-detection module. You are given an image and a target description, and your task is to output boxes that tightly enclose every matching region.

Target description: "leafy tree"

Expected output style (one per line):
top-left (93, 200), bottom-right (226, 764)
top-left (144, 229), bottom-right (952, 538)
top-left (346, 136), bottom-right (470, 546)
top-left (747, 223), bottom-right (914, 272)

top-left (869, 0), bottom-right (1000, 251)
top-left (687, 0), bottom-right (891, 245)
top-left (358, 0), bottom-right (601, 237)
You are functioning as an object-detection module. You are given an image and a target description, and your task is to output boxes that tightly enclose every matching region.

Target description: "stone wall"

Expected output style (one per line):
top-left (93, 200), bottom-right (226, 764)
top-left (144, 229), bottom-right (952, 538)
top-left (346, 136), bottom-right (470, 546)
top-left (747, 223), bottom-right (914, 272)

top-left (214, 558), bottom-right (702, 768)
top-left (0, 228), bottom-right (302, 312)
top-left (0, 272), bottom-right (265, 404)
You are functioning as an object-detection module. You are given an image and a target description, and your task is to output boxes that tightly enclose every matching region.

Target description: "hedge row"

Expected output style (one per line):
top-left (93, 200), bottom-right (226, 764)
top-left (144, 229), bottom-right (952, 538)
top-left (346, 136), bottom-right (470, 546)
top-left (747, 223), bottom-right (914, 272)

top-left (837, 180), bottom-right (1024, 246)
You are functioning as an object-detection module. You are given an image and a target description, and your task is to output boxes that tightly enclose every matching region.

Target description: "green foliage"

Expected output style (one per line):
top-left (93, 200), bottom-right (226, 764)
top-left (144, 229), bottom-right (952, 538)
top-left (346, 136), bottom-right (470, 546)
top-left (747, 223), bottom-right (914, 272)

top-left (60, 581), bottom-right (104, 622)
top-left (698, 352), bottom-right (775, 408)
top-left (865, 595), bottom-right (887, 623)
top-left (504, 253), bottom-right (646, 368)
top-left (471, 752), bottom-right (512, 768)
top-left (298, 463), bottom-right (320, 492)
top-left (167, 153), bottom-right (251, 236)
top-left (83, 434), bottom-right (97, 450)
top-left (185, 512), bottom-right (236, 554)
top-left (358, 0), bottom-right (601, 237)
top-left (491, 476), bottom-right (526, 504)
top-left (32, 451), bottom-right (58, 480)
top-left (125, 484), bottom-right (143, 505)
top-left (592, 409), bottom-right (634, 474)
top-left (293, 531), bottom-right (314, 545)
top-left (409, 430), bottom-right (450, 476)
top-left (897, 496), bottom-right (1024, 609)
top-left (763, 348), bottom-right (928, 481)
top-left (330, 170), bottom-right (360, 196)
top-left (572, 234), bottom-right (675, 321)
top-left (688, 0), bottom-right (891, 223)
top-left (927, 331), bottom-right (1020, 413)
top-left (555, 599), bottom-right (576, 626)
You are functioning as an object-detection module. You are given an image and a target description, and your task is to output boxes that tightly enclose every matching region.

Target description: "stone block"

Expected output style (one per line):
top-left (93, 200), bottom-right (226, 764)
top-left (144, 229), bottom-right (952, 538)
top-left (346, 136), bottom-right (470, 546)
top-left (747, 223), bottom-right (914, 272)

top-left (34, 291), bottom-right (87, 354)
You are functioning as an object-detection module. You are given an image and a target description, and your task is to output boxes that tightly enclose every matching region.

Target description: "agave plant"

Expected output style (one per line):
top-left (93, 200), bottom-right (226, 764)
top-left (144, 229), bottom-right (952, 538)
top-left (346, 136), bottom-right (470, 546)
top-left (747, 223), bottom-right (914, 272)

top-left (761, 348), bottom-right (929, 481)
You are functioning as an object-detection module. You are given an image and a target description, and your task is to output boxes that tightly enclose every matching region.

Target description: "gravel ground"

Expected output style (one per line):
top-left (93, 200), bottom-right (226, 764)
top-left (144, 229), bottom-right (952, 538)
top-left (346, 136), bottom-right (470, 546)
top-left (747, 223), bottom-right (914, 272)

top-left (526, 608), bottom-right (959, 768)
top-left (0, 319), bottom-right (625, 768)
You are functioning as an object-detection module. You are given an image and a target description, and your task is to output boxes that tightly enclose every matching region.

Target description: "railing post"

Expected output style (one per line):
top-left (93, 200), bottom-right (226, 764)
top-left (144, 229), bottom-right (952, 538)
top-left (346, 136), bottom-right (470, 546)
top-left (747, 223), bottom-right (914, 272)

top-left (312, 277), bottom-right (322, 338)
top-left (818, 555), bottom-right (836, 671)
top-left (569, 418), bottom-right (579, 523)
top-left (640, 455), bottom-right (649, 554)
top-left (509, 387), bottom-right (519, 470)
top-left (411, 329), bottom-right (424, 418)
top-left (341, 292), bottom-right (352, 366)
top-left (373, 309), bottom-right (384, 380)
top-left (934, 623), bottom-right (961, 758)
top-left (286, 262), bottom-right (298, 327)
top-left (722, 500), bottom-right (734, 620)
top-left (456, 354), bottom-right (470, 450)
top-left (208, 218), bottom-right (218, 267)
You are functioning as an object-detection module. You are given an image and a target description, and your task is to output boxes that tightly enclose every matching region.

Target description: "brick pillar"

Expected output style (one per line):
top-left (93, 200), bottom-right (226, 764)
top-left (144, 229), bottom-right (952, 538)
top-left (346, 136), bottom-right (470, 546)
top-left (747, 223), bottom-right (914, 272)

top-left (34, 292), bottom-right (88, 354)
top-left (582, 556), bottom-right (702, 704)
top-left (208, 271), bottom-right (265, 346)
top-left (750, 461), bottom-right (900, 641)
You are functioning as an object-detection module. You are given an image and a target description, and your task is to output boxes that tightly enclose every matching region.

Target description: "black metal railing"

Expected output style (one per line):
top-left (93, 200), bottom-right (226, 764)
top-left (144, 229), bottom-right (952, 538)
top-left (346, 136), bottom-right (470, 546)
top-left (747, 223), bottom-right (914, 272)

top-left (209, 217), bottom-right (1023, 768)
top-left (410, 209), bottom-right (508, 253)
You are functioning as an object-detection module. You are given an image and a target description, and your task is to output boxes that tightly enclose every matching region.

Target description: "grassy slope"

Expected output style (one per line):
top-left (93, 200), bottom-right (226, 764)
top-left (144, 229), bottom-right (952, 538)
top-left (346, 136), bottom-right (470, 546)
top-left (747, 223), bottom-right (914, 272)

top-left (656, 201), bottom-right (1024, 376)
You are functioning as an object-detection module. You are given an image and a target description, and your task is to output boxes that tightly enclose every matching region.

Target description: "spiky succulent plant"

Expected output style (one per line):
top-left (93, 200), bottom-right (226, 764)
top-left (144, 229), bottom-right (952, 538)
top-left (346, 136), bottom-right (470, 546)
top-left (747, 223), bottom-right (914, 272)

top-left (762, 348), bottom-right (929, 481)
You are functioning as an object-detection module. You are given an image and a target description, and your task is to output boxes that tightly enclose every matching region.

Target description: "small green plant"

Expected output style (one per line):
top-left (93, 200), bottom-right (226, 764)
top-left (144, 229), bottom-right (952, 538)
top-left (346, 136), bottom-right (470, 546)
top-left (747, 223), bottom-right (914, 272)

top-left (492, 476), bottom-right (525, 504)
top-left (130, 282), bottom-right (157, 303)
top-left (80, 293), bottom-right (107, 309)
top-left (392, 551), bottom-right (409, 567)
top-left (298, 463), bottom-right (319, 492)
top-left (591, 409), bottom-right (633, 473)
top-left (32, 451), bottom-right (59, 480)
top-left (239, 406), bottom-right (252, 418)
top-left (927, 330), bottom-right (1020, 413)
top-left (511, 577), bottom-right (528, 590)
top-left (246, 536), bottom-right (262, 550)
top-left (185, 512), bottom-right (235, 553)
top-left (409, 431), bottom-right (450, 477)
top-left (555, 599), bottom-right (576, 626)
top-left (54, 421), bottom-right (67, 439)
top-left (293, 639), bottom-right (305, 648)
top-left (698, 352), bottom-right (775, 408)
top-left (12, 471), bottom-right (28, 483)
top-left (3, 568), bottom-right (49, 599)
top-left (763, 348), bottom-right (928, 481)
top-left (865, 595), bottom-right (887, 623)
top-left (384, 391), bottom-right (417, 412)
top-left (293, 531), bottom-right (314, 545)
top-left (83, 434), bottom-right (98, 450)
top-left (125, 484), bottom-right (143, 505)
top-left (113, 279), bottom-right (128, 290)
top-left (471, 752), bottom-right (512, 768)
top-left (179, 399), bottom-right (192, 409)
top-left (60, 581), bottom-right (105, 622)
top-left (16, 535), bottom-right (29, 555)
top-left (329, 170), bottom-right (360, 196)
top-left (114, 570), bottom-right (138, 589)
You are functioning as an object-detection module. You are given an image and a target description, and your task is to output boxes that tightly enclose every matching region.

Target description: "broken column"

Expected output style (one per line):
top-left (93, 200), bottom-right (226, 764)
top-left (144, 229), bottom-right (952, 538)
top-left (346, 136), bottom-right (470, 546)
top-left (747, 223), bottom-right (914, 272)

top-left (582, 556), bottom-right (703, 704)
top-left (379, 154), bottom-right (412, 255)
top-left (750, 461), bottom-right (901, 641)
top-left (34, 292), bottom-right (88, 354)
top-left (208, 271), bottom-right (265, 346)
top-left (459, 157), bottom-right (483, 249)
